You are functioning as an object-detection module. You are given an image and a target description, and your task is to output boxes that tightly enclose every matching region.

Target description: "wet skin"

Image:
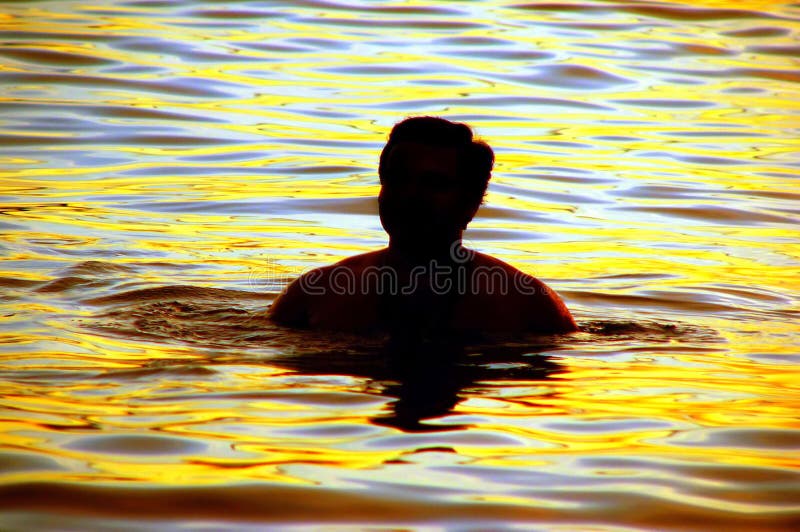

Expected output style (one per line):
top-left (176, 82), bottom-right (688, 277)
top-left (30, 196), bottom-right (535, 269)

top-left (269, 141), bottom-right (579, 335)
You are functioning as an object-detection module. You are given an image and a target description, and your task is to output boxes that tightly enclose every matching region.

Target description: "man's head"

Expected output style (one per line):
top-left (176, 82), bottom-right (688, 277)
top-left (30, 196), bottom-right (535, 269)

top-left (378, 116), bottom-right (494, 254)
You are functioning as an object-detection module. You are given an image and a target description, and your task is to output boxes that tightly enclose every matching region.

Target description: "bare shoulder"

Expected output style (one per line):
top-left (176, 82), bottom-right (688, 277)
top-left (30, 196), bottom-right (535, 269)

top-left (267, 249), bottom-right (386, 327)
top-left (468, 251), bottom-right (579, 333)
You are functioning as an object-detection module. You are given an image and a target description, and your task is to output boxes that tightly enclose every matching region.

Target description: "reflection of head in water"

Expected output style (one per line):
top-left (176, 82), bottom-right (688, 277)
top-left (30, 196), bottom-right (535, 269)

top-left (378, 117), bottom-right (494, 258)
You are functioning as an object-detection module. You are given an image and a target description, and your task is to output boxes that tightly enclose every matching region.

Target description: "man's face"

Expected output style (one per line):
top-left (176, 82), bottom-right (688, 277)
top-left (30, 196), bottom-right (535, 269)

top-left (379, 141), bottom-right (475, 251)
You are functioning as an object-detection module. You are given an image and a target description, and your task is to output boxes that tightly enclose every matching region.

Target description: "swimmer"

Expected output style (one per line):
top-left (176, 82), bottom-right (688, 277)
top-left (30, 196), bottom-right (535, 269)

top-left (269, 116), bottom-right (578, 336)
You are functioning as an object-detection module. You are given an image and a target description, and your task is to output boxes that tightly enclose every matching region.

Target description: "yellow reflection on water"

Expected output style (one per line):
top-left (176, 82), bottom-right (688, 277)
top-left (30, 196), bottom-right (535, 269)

top-left (1, 0), bottom-right (799, 527)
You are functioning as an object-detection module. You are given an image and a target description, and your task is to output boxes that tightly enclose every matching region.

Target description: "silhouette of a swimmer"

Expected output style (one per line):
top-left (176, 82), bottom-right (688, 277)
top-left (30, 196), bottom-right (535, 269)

top-left (269, 116), bottom-right (578, 336)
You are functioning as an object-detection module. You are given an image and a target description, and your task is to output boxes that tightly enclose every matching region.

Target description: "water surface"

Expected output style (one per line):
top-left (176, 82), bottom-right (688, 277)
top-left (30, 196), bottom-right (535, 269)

top-left (1, 0), bottom-right (799, 529)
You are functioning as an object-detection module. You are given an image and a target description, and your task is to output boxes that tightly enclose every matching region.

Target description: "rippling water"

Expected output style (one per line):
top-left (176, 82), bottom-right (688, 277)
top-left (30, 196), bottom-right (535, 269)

top-left (1, 0), bottom-right (799, 529)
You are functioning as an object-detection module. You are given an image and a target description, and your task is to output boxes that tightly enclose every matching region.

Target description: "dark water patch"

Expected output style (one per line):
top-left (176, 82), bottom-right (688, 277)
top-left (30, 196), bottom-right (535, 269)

top-left (632, 150), bottom-right (744, 166)
top-left (0, 368), bottom-right (102, 386)
top-left (592, 272), bottom-right (678, 281)
top-left (0, 73), bottom-right (242, 98)
top-left (92, 364), bottom-right (216, 380)
top-left (591, 135), bottom-right (640, 142)
top-left (368, 430), bottom-right (526, 449)
top-left (534, 140), bottom-right (592, 149)
top-left (5, 114), bottom-right (102, 133)
top-left (721, 87), bottom-right (763, 94)
top-left (720, 68), bottom-right (800, 84)
top-left (59, 261), bottom-right (137, 277)
top-left (579, 320), bottom-right (692, 339)
top-left (28, 260), bottom-right (136, 293)
top-left (111, 37), bottom-right (260, 63)
top-left (466, 96), bottom-right (610, 110)
top-left (375, 96), bottom-right (609, 112)
top-left (277, 137), bottom-right (379, 149)
top-left (101, 64), bottom-right (174, 75)
top-left (614, 205), bottom-right (797, 226)
top-left (119, 196), bottom-right (376, 216)
top-left (120, 0), bottom-right (175, 7)
top-left (442, 49), bottom-right (556, 61)
top-left (0, 132), bottom-right (244, 148)
top-left (321, 65), bottom-right (434, 76)
top-left (269, 162), bottom-right (370, 175)
top-left (474, 204), bottom-right (555, 223)
top-left (0, 277), bottom-right (43, 289)
top-left (585, 41), bottom-right (734, 60)
top-left (582, 455), bottom-right (800, 485)
top-left (660, 130), bottom-right (766, 138)
top-left (118, 164), bottom-right (263, 177)
top-left (85, 104), bottom-right (222, 123)
top-left (85, 301), bottom-right (274, 349)
top-left (83, 285), bottom-right (272, 307)
top-left (513, 3), bottom-right (786, 21)
top-left (0, 220), bottom-right (25, 230)
top-left (746, 44), bottom-right (800, 57)
top-left (565, 290), bottom-right (744, 314)
top-left (613, 99), bottom-right (715, 109)
top-left (64, 435), bottom-right (206, 456)
top-left (5, 480), bottom-right (795, 528)
top-left (721, 27), bottom-right (791, 38)
top-left (504, 64), bottom-right (634, 90)
top-left (615, 184), bottom-right (723, 201)
top-left (0, 452), bottom-right (67, 474)
top-left (464, 228), bottom-right (535, 241)
top-left (35, 276), bottom-right (114, 294)
top-left (726, 189), bottom-right (800, 203)
top-left (677, 155), bottom-right (746, 166)
top-left (270, 422), bottom-right (381, 439)
top-left (0, 31), bottom-right (128, 43)
top-left (540, 22), bottom-right (649, 32)
top-left (234, 41), bottom-right (315, 54)
top-left (295, 16), bottom-right (484, 30)
top-left (747, 353), bottom-right (800, 365)
top-left (543, 418), bottom-right (679, 434)
top-left (521, 170), bottom-right (617, 185)
top-left (432, 36), bottom-right (511, 47)
top-left (621, 5), bottom-right (784, 22)
top-left (176, 151), bottom-right (267, 163)
top-left (289, 37), bottom-right (353, 51)
top-left (0, 48), bottom-right (117, 67)
top-left (631, 65), bottom-right (800, 84)
top-left (492, 183), bottom-right (606, 206)
top-left (286, 1), bottom-right (462, 16)
top-left (657, 42), bottom-right (733, 57)
top-left (668, 428), bottom-right (800, 451)
top-left (182, 8), bottom-right (282, 19)
top-left (706, 284), bottom-right (793, 306)
top-left (153, 390), bottom-right (385, 409)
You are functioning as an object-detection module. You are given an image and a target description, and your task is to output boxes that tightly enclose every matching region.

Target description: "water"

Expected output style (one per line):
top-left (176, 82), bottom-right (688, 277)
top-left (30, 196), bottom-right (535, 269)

top-left (1, 0), bottom-right (799, 529)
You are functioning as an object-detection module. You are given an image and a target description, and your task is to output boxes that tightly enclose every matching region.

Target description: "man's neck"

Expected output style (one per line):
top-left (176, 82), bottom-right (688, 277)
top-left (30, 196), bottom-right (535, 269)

top-left (385, 236), bottom-right (464, 265)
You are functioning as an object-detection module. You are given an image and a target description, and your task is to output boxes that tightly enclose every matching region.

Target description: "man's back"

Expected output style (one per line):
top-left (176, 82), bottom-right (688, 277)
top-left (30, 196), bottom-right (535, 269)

top-left (268, 248), bottom-right (578, 335)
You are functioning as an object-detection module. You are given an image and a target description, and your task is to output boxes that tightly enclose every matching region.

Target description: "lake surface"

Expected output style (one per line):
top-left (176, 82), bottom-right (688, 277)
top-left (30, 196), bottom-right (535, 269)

top-left (1, 0), bottom-right (799, 529)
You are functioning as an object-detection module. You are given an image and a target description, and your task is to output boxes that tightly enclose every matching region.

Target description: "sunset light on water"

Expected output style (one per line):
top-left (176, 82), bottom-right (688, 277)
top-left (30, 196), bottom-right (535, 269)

top-left (0, 0), bottom-right (798, 529)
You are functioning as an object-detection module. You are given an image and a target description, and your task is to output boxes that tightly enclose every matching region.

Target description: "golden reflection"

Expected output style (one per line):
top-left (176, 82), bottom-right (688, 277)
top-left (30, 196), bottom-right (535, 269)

top-left (1, 0), bottom-right (798, 527)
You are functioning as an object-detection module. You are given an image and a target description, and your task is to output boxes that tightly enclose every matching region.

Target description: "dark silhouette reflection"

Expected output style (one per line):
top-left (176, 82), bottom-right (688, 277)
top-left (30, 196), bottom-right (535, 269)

top-left (273, 334), bottom-right (563, 432)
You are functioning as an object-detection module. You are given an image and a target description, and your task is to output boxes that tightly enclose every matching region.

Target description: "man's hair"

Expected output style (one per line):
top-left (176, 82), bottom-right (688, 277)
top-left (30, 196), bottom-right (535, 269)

top-left (378, 116), bottom-right (494, 207)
